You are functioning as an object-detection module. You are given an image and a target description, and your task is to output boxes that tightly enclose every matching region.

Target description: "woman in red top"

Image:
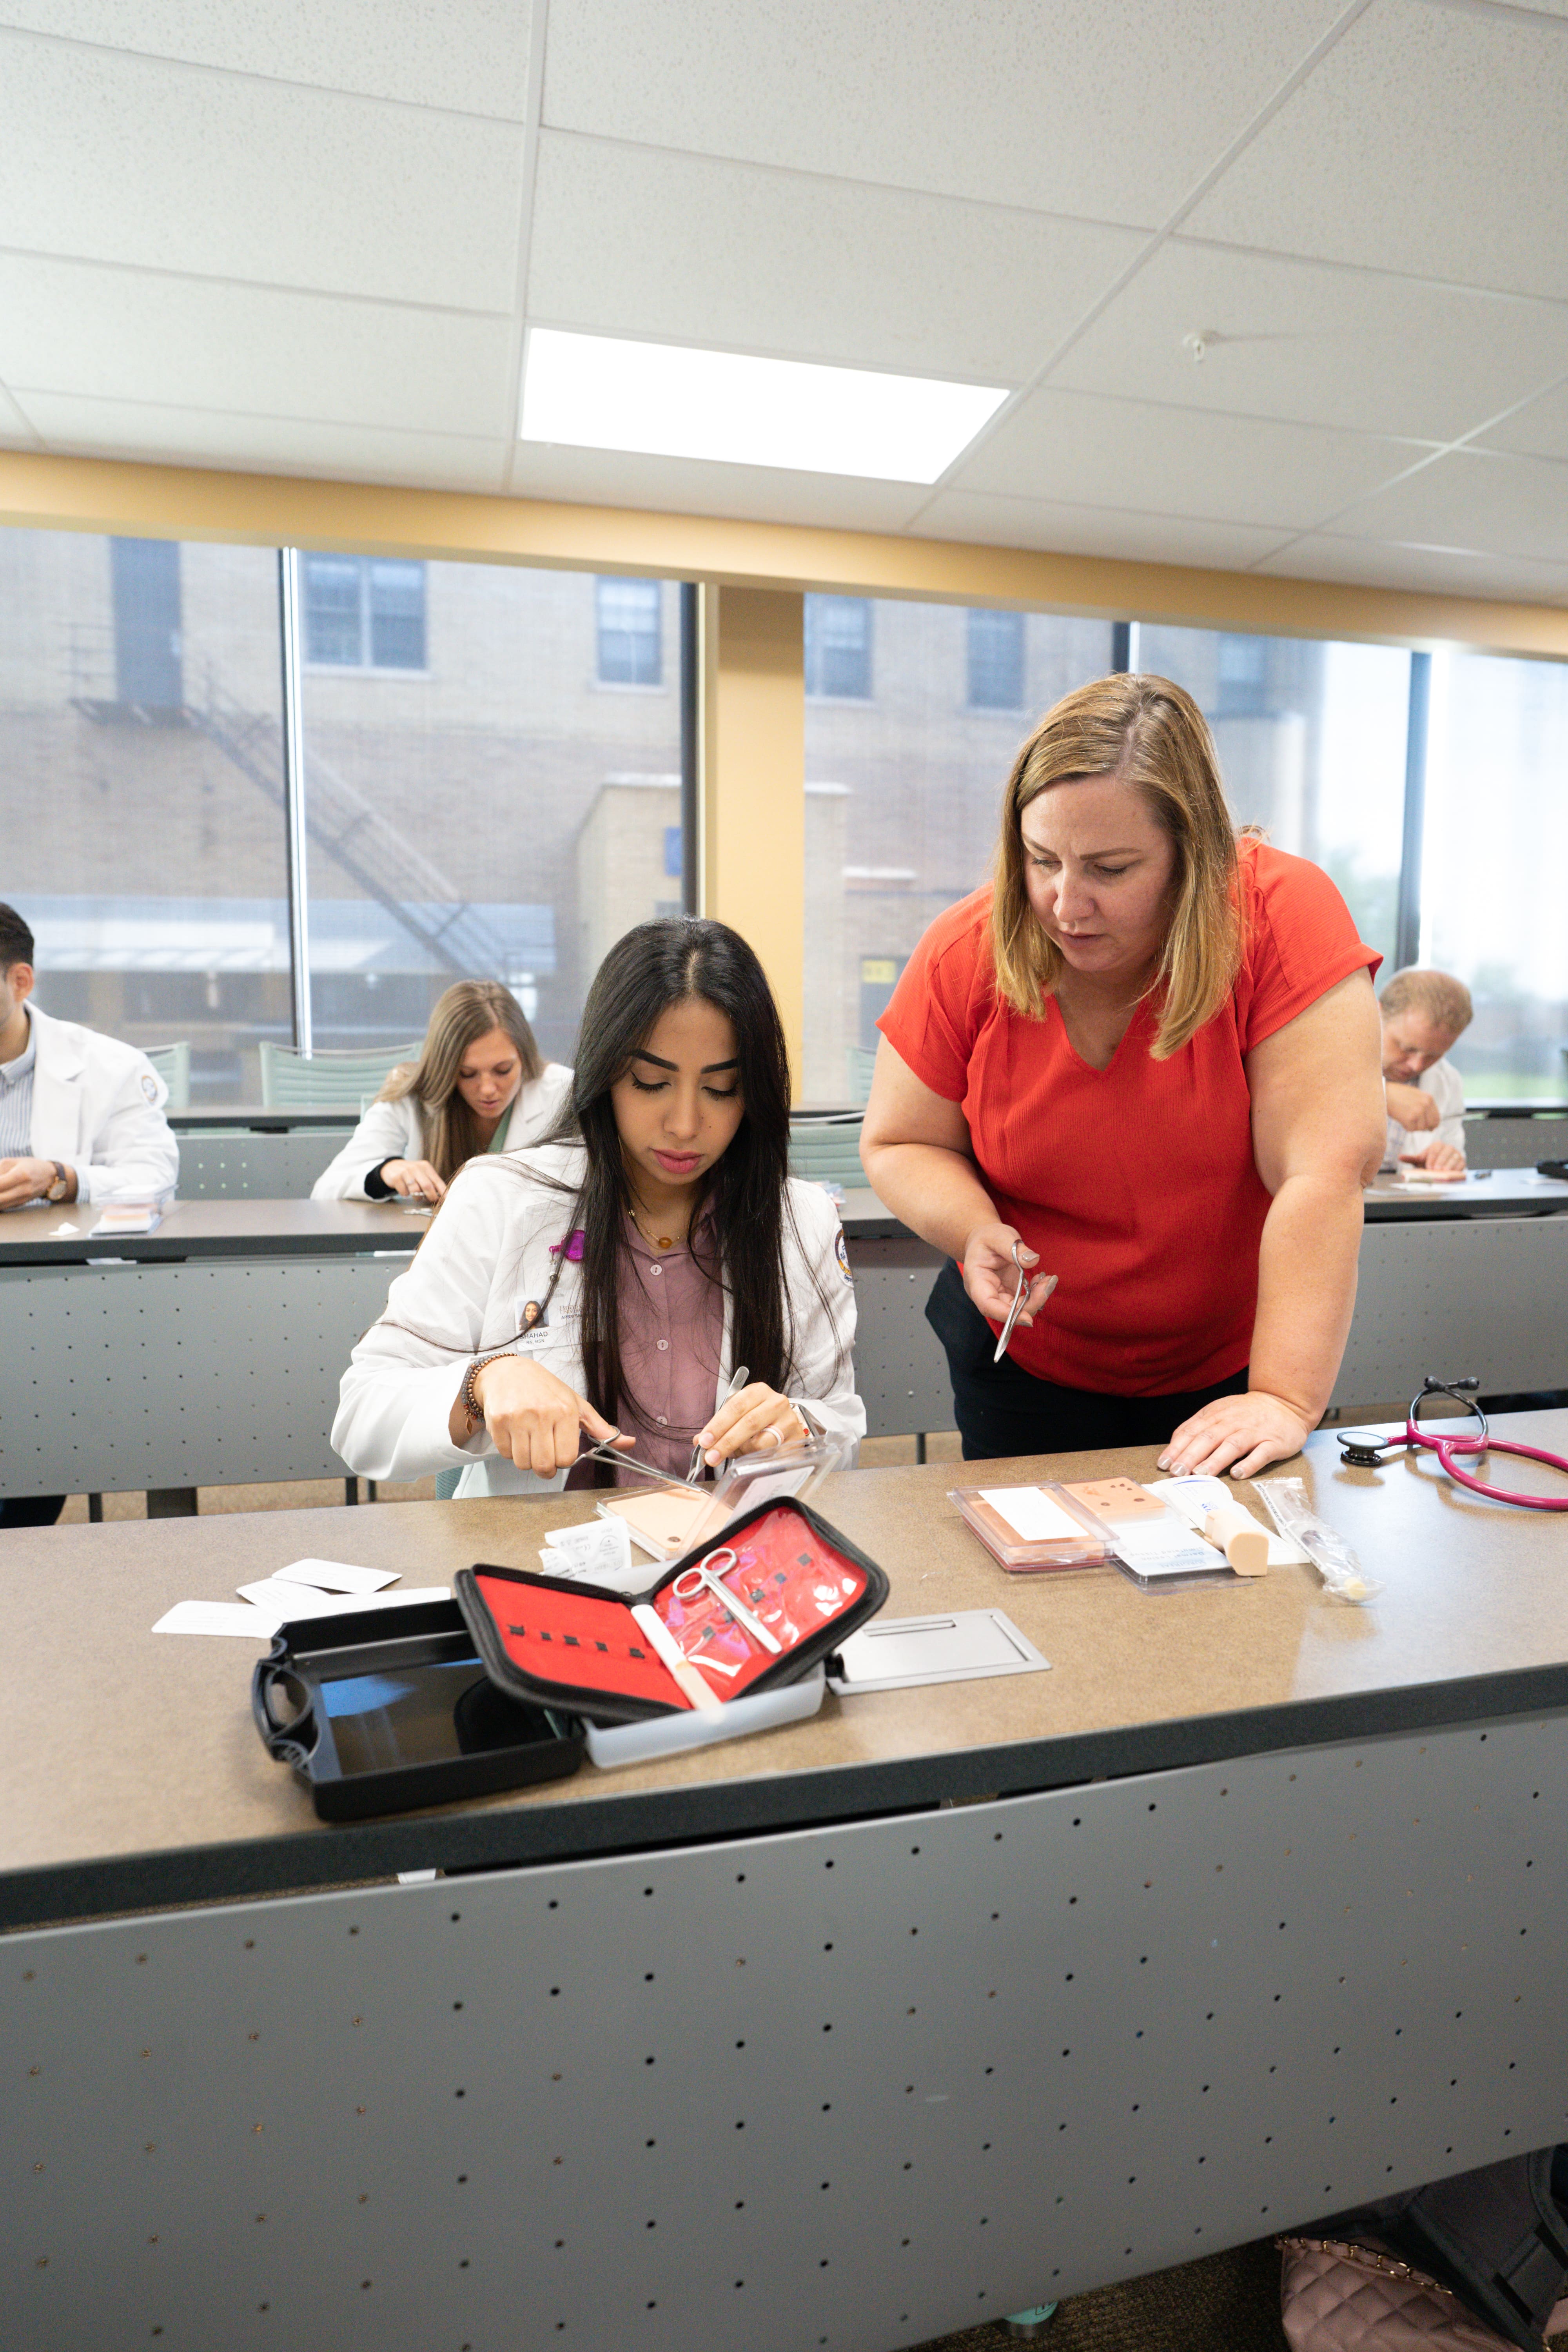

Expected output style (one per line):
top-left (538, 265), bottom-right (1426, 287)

top-left (862, 673), bottom-right (1387, 1479)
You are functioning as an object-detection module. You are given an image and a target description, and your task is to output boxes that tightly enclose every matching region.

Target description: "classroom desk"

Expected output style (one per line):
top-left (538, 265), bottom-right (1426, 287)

top-left (0, 1200), bottom-right (420, 1504)
top-left (6, 1416), bottom-right (1568, 2349)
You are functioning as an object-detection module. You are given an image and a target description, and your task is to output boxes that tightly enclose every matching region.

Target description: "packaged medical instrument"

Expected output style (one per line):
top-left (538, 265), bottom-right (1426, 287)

top-left (455, 1496), bottom-right (888, 1732)
top-left (1256, 1477), bottom-right (1379, 1603)
top-left (251, 1595), bottom-right (584, 1820)
top-left (947, 1481), bottom-right (1114, 1572)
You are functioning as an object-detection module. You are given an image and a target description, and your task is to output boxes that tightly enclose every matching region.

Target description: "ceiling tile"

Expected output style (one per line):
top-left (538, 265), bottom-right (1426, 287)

top-left (1254, 531), bottom-right (1568, 604)
top-left (0, 255), bottom-right (517, 437)
top-left (541, 0), bottom-right (1350, 227)
top-left (18, 389), bottom-right (512, 490)
top-left (1051, 239), bottom-right (1568, 445)
top-left (0, 29), bottom-right (526, 309)
top-left (0, 380), bottom-right (43, 445)
top-left (0, 1), bottom-right (535, 116)
top-left (1325, 448), bottom-right (1568, 566)
top-left (915, 488), bottom-right (1294, 569)
top-left (509, 441), bottom-right (931, 532)
top-left (1472, 377), bottom-right (1568, 465)
top-left (951, 385), bottom-right (1431, 530)
top-left (527, 132), bottom-right (1142, 382)
top-left (1185, 0), bottom-right (1568, 301)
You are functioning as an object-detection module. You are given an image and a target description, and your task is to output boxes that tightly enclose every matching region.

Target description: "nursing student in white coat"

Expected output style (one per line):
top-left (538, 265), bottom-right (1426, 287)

top-left (312, 978), bottom-right (571, 1204)
top-left (0, 901), bottom-right (177, 1212)
top-left (1, 899), bottom-right (179, 1529)
top-left (334, 919), bottom-right (863, 1499)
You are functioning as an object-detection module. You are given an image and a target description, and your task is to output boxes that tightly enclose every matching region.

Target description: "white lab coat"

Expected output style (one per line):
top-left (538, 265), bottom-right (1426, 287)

top-left (332, 1144), bottom-right (865, 1497)
top-left (1384, 1056), bottom-right (1466, 1167)
top-left (310, 1063), bottom-right (574, 1198)
top-left (20, 1004), bottom-right (179, 1205)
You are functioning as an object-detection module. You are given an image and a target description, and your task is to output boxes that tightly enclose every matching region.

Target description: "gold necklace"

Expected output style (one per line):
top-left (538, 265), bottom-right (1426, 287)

top-left (627, 1196), bottom-right (684, 1253)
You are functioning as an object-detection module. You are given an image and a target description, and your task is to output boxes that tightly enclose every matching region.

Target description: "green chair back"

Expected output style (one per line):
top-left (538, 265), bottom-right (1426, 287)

top-left (142, 1042), bottom-right (191, 1110)
top-left (845, 1045), bottom-right (877, 1106)
top-left (788, 1116), bottom-right (866, 1192)
top-left (259, 1040), bottom-right (423, 1109)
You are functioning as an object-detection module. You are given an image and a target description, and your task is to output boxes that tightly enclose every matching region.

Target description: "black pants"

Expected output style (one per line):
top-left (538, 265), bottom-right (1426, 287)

top-left (925, 1257), bottom-right (1249, 1461)
top-left (0, 1495), bottom-right (66, 1528)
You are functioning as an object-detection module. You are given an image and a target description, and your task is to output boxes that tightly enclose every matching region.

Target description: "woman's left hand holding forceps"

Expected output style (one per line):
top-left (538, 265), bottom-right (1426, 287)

top-left (449, 1355), bottom-right (637, 1479)
top-left (693, 1383), bottom-right (809, 1470)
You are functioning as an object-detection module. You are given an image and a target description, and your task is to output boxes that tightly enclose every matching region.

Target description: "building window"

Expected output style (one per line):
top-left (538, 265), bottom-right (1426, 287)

top-left (304, 555), bottom-right (426, 670)
top-left (966, 608), bottom-right (1024, 710)
top-left (1214, 633), bottom-right (1270, 718)
top-left (806, 595), bottom-right (872, 699)
top-left (597, 577), bottom-right (662, 685)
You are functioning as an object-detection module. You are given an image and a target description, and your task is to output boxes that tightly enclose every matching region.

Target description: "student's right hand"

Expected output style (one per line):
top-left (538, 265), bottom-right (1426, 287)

top-left (382, 1158), bottom-right (447, 1202)
top-left (468, 1356), bottom-right (636, 1479)
top-left (1384, 1083), bottom-right (1440, 1133)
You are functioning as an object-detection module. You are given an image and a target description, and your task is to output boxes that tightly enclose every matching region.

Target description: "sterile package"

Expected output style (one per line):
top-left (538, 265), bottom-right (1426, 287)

top-left (1255, 1477), bottom-right (1379, 1604)
top-left (949, 1482), bottom-right (1114, 1572)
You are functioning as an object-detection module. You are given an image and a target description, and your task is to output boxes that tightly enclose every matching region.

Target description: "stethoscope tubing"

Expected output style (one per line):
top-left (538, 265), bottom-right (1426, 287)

top-left (1342, 1379), bottom-right (1568, 1510)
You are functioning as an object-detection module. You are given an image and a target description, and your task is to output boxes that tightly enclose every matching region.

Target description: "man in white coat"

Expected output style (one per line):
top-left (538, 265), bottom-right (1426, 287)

top-left (1379, 966), bottom-right (1473, 1175)
top-left (2, 900), bottom-right (180, 1526)
top-left (0, 902), bottom-right (178, 1214)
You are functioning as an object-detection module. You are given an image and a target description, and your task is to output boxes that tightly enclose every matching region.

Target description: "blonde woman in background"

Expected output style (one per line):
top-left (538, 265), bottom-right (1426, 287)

top-left (312, 980), bottom-right (572, 1204)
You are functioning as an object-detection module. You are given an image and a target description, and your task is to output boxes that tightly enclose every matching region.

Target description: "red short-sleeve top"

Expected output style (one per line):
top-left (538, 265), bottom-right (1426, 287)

top-left (877, 839), bottom-right (1379, 1396)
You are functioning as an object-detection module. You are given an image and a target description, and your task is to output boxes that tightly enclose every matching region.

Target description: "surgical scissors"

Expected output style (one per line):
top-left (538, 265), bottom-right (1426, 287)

top-left (994, 1243), bottom-right (1057, 1365)
top-left (1338, 1376), bottom-right (1568, 1512)
top-left (668, 1546), bottom-right (782, 1653)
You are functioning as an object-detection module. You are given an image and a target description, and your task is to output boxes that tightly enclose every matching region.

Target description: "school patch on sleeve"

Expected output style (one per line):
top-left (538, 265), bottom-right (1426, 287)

top-left (835, 1229), bottom-right (854, 1285)
top-left (141, 1072), bottom-right (160, 1103)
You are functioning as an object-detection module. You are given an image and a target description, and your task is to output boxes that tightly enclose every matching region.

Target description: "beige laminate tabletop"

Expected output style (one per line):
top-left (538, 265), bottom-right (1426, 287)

top-left (5, 1414), bottom-right (1568, 1927)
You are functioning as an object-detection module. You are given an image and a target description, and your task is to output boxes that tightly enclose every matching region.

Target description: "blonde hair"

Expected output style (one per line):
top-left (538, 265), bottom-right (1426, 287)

top-left (1380, 966), bottom-right (1472, 1036)
top-left (990, 673), bottom-right (1243, 1060)
top-left (383, 979), bottom-right (544, 1181)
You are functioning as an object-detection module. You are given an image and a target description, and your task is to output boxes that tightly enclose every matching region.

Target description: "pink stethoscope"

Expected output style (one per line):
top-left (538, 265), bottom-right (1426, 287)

top-left (1338, 1377), bottom-right (1568, 1512)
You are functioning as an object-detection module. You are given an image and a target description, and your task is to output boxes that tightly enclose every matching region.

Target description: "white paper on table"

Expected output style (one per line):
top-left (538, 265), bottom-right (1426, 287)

top-left (1107, 1517), bottom-right (1224, 1576)
top-left (274, 1557), bottom-right (401, 1595)
top-left (541, 1516), bottom-right (633, 1586)
top-left (1149, 1477), bottom-right (1310, 1566)
top-left (154, 1601), bottom-right (284, 1638)
top-left (237, 1579), bottom-right (450, 1619)
top-left (52, 1220), bottom-right (80, 1236)
top-left (976, 1485), bottom-right (1085, 1543)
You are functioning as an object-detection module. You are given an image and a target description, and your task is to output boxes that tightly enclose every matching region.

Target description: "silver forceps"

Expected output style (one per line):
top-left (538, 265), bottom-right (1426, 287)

top-left (669, 1546), bottom-right (782, 1653)
top-left (688, 1364), bottom-right (750, 1483)
top-left (576, 1436), bottom-right (696, 1493)
top-left (993, 1243), bottom-right (1058, 1364)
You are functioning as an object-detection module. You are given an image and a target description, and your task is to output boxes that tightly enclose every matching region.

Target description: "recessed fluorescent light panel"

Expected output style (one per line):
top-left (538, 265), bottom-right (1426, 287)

top-left (521, 329), bottom-right (1009, 483)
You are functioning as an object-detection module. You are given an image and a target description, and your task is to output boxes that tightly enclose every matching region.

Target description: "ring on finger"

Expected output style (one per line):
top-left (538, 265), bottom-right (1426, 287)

top-left (760, 1426), bottom-right (784, 1450)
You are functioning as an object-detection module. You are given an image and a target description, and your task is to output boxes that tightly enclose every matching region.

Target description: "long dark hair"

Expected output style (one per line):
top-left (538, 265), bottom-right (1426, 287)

top-left (546, 917), bottom-right (802, 1444)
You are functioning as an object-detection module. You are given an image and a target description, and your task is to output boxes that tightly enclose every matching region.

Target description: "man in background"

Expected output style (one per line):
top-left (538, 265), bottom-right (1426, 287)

top-left (1379, 966), bottom-right (1474, 1174)
top-left (1, 898), bottom-right (178, 1528)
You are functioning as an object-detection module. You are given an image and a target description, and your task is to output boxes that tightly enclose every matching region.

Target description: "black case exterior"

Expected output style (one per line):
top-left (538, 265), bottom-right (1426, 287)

top-left (252, 1598), bottom-right (584, 1821)
top-left (455, 1495), bottom-right (891, 1724)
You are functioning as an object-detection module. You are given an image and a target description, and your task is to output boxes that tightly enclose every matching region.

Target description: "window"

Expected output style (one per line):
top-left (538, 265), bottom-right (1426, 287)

top-left (304, 555), bottom-right (427, 670)
top-left (966, 608), bottom-right (1024, 710)
top-left (0, 531), bottom-right (291, 1103)
top-left (299, 562), bottom-right (688, 1062)
top-left (1421, 650), bottom-right (1568, 1099)
top-left (802, 598), bottom-right (1114, 1104)
top-left (805, 595), bottom-right (872, 699)
top-left (1136, 623), bottom-right (1410, 973)
top-left (596, 576), bottom-right (662, 685)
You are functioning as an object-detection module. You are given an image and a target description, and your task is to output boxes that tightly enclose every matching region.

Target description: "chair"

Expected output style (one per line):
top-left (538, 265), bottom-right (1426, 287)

top-left (259, 1040), bottom-right (422, 1110)
top-left (142, 1042), bottom-right (191, 1110)
top-left (788, 1115), bottom-right (866, 1192)
top-left (845, 1045), bottom-right (877, 1107)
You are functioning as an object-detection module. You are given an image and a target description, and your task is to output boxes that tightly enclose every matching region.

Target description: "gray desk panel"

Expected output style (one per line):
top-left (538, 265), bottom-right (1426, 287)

top-left (1333, 1216), bottom-right (1568, 1414)
top-left (177, 1130), bottom-right (351, 1199)
top-left (8, 1709), bottom-right (1566, 2351)
top-left (842, 1234), bottom-right (951, 1439)
top-left (1, 1254), bottom-right (410, 1495)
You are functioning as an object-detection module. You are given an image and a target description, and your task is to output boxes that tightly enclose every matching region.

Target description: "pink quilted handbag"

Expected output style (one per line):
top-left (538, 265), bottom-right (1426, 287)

top-left (1279, 2236), bottom-right (1568, 2351)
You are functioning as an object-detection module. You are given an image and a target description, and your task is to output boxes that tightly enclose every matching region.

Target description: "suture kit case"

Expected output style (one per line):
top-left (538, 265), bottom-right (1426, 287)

top-left (455, 1495), bottom-right (889, 1724)
top-left (252, 1597), bottom-right (584, 1820)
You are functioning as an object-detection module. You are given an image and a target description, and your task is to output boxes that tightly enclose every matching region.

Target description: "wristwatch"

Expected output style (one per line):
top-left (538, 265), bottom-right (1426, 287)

top-left (44, 1161), bottom-right (71, 1204)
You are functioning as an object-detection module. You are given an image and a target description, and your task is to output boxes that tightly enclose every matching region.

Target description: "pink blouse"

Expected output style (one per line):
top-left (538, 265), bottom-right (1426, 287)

top-left (614, 1215), bottom-right (726, 1479)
